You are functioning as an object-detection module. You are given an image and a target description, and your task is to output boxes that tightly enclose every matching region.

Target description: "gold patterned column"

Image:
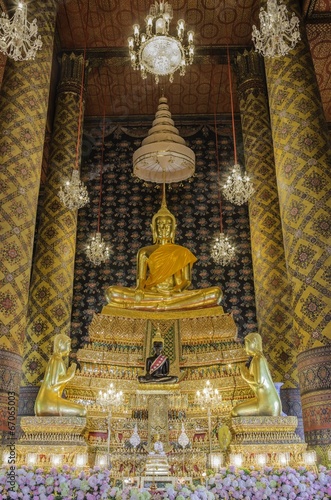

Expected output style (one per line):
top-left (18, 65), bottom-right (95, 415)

top-left (235, 50), bottom-right (297, 387)
top-left (235, 50), bottom-right (303, 436)
top-left (20, 54), bottom-right (87, 415)
top-left (0, 0), bottom-right (58, 440)
top-left (264, 0), bottom-right (331, 447)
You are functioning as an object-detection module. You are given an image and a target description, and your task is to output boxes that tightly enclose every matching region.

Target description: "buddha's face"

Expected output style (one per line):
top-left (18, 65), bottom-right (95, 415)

top-left (153, 341), bottom-right (163, 355)
top-left (244, 333), bottom-right (261, 355)
top-left (54, 334), bottom-right (71, 357)
top-left (156, 216), bottom-right (173, 240)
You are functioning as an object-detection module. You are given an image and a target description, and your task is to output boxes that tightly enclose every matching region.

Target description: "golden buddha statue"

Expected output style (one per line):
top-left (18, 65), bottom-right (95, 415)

top-left (138, 329), bottom-right (178, 384)
top-left (105, 193), bottom-right (222, 311)
top-left (34, 333), bottom-right (86, 417)
top-left (231, 332), bottom-right (282, 417)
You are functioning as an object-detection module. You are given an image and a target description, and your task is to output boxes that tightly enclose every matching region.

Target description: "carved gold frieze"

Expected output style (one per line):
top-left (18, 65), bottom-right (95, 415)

top-left (89, 313), bottom-right (146, 344)
top-left (231, 416), bottom-right (299, 434)
top-left (20, 416), bottom-right (87, 434)
top-left (77, 348), bottom-right (143, 366)
top-left (181, 348), bottom-right (246, 365)
top-left (180, 312), bottom-right (237, 343)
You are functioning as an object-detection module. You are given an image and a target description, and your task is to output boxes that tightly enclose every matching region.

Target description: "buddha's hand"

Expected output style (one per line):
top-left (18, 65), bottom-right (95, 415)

top-left (240, 364), bottom-right (250, 378)
top-left (134, 289), bottom-right (145, 302)
top-left (67, 363), bottom-right (77, 376)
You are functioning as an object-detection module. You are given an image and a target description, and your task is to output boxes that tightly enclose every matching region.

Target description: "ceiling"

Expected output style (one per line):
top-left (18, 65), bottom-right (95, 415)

top-left (55, 0), bottom-right (331, 123)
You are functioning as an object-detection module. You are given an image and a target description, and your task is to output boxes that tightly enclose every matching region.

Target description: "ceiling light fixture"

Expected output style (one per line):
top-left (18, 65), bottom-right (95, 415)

top-left (128, 1), bottom-right (194, 84)
top-left (252, 0), bottom-right (300, 58)
top-left (0, 1), bottom-right (42, 61)
top-left (59, 5), bottom-right (90, 211)
top-left (133, 96), bottom-right (195, 184)
top-left (86, 86), bottom-right (110, 266)
top-left (222, 48), bottom-right (254, 206)
top-left (211, 80), bottom-right (236, 267)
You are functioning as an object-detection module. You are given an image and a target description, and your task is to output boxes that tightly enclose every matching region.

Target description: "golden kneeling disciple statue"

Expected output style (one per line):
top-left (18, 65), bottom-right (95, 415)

top-left (34, 333), bottom-right (86, 417)
top-left (105, 196), bottom-right (222, 311)
top-left (231, 332), bottom-right (282, 417)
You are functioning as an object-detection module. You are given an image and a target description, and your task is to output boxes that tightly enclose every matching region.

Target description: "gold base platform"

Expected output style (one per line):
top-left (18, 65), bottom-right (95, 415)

top-left (101, 305), bottom-right (224, 319)
top-left (229, 416), bottom-right (307, 466)
top-left (16, 416), bottom-right (87, 467)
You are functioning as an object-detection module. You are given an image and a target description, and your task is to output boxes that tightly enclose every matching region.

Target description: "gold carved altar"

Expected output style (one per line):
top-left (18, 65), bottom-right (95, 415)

top-left (63, 305), bottom-right (252, 475)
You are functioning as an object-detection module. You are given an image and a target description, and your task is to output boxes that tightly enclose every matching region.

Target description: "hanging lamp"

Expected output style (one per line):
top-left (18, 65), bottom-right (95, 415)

top-left (211, 92), bottom-right (236, 266)
top-left (133, 95), bottom-right (195, 184)
top-left (58, 4), bottom-right (89, 211)
top-left (252, 0), bottom-right (300, 58)
top-left (86, 72), bottom-right (110, 266)
top-left (222, 48), bottom-right (254, 206)
top-left (0, 1), bottom-right (42, 61)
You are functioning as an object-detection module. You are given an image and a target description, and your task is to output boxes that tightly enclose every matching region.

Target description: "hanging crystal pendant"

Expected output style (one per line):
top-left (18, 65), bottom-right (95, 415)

top-left (222, 164), bottom-right (255, 206)
top-left (178, 423), bottom-right (190, 448)
top-left (252, 0), bottom-right (300, 58)
top-left (129, 424), bottom-right (141, 448)
top-left (86, 232), bottom-right (110, 266)
top-left (58, 169), bottom-right (89, 211)
top-left (211, 233), bottom-right (236, 266)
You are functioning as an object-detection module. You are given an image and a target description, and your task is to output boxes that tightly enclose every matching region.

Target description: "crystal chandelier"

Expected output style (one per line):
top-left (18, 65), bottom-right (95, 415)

top-left (96, 383), bottom-right (123, 468)
top-left (86, 104), bottom-right (110, 266)
top-left (128, 1), bottom-right (194, 83)
top-left (211, 87), bottom-right (236, 267)
top-left (58, 169), bottom-right (89, 210)
top-left (58, 43), bottom-right (89, 210)
top-left (86, 232), bottom-right (110, 266)
top-left (223, 164), bottom-right (255, 206)
top-left (211, 233), bottom-right (236, 266)
top-left (195, 380), bottom-right (222, 468)
top-left (195, 380), bottom-right (222, 409)
top-left (222, 48), bottom-right (254, 206)
top-left (252, 0), bottom-right (300, 58)
top-left (0, 1), bottom-right (42, 61)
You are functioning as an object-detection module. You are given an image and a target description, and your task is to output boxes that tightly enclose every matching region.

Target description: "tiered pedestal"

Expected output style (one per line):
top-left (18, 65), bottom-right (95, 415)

top-left (229, 416), bottom-right (307, 466)
top-left (16, 416), bottom-right (87, 467)
top-left (145, 452), bottom-right (170, 476)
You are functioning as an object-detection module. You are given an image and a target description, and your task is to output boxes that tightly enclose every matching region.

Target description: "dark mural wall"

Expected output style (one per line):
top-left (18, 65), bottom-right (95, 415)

top-left (70, 120), bottom-right (257, 353)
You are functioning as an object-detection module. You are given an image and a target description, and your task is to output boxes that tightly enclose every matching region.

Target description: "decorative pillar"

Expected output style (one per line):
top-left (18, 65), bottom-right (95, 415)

top-left (297, 346), bottom-right (331, 457)
top-left (0, 0), bottom-right (58, 441)
top-left (264, 0), bottom-right (331, 450)
top-left (235, 50), bottom-right (303, 436)
top-left (20, 54), bottom-right (87, 415)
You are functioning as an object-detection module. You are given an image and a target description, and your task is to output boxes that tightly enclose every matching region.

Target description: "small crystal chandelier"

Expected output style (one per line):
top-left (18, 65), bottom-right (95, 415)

top-left (58, 51), bottom-right (89, 211)
top-left (86, 101), bottom-right (110, 266)
top-left (58, 169), bottom-right (89, 210)
top-left (128, 1), bottom-right (194, 84)
top-left (252, 0), bottom-right (300, 58)
top-left (195, 380), bottom-right (222, 409)
top-left (86, 232), bottom-right (110, 266)
top-left (223, 164), bottom-right (255, 206)
top-left (211, 90), bottom-right (236, 267)
top-left (211, 233), bottom-right (236, 266)
top-left (0, 1), bottom-right (42, 61)
top-left (222, 48), bottom-right (254, 206)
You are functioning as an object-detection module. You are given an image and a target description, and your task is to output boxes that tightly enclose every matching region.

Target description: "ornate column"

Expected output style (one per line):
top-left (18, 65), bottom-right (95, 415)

top-left (235, 50), bottom-right (303, 435)
top-left (0, 0), bottom-right (58, 440)
top-left (20, 53), bottom-right (87, 415)
top-left (264, 0), bottom-right (331, 451)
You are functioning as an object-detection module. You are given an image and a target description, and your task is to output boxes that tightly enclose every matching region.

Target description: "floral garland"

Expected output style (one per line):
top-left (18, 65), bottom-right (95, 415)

top-left (0, 465), bottom-right (331, 499)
